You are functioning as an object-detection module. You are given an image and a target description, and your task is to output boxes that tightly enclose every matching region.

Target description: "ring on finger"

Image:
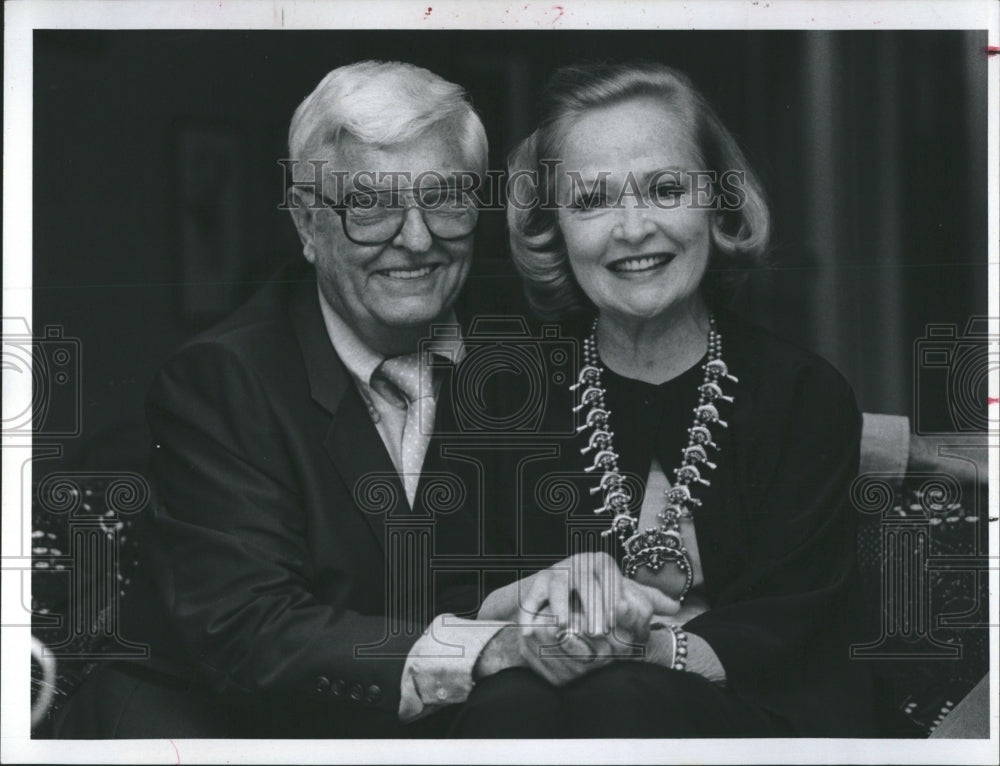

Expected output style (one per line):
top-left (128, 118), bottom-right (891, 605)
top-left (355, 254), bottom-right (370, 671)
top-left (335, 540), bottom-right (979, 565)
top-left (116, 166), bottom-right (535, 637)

top-left (565, 632), bottom-right (600, 664)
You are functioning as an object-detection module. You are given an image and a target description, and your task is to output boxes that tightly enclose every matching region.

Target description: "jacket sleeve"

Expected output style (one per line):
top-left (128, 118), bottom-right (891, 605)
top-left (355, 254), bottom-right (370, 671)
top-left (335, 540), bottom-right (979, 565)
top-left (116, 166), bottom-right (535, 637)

top-left (145, 341), bottom-right (418, 718)
top-left (683, 361), bottom-right (874, 735)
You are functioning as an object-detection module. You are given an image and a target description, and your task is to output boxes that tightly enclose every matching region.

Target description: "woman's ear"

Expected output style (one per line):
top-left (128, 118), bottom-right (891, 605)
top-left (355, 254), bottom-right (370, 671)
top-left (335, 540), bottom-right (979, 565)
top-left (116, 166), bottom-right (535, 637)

top-left (709, 206), bottom-right (739, 254)
top-left (287, 187), bottom-right (319, 264)
top-left (709, 209), bottom-right (726, 251)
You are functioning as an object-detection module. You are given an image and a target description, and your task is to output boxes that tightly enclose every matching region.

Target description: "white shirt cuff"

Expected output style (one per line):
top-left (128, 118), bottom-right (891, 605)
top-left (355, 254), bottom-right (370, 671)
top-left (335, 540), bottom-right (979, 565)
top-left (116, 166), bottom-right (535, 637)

top-left (398, 614), bottom-right (506, 722)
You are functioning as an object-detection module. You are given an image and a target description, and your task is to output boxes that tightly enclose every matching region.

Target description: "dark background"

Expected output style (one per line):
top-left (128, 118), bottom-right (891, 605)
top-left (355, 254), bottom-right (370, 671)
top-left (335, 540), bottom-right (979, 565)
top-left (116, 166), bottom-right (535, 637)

top-left (32, 30), bottom-right (989, 474)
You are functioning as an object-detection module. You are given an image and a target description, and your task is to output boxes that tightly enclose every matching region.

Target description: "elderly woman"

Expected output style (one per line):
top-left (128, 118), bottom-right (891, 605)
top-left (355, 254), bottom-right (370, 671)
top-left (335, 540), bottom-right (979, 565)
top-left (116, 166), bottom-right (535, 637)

top-left (461, 62), bottom-right (875, 738)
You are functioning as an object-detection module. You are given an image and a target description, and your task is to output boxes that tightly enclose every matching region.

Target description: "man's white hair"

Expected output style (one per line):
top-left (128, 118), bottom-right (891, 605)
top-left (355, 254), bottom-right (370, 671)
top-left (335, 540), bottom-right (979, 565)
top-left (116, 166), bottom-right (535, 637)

top-left (288, 60), bottom-right (487, 182)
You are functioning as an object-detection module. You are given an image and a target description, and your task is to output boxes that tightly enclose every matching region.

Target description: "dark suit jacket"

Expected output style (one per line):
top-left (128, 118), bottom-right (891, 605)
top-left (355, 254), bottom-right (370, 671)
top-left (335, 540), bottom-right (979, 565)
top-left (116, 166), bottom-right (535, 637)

top-left (117, 259), bottom-right (521, 735)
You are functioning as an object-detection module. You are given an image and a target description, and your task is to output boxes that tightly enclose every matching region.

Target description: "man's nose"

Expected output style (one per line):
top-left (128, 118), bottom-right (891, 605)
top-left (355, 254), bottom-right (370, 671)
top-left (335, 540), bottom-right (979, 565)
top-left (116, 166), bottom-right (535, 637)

top-left (393, 207), bottom-right (433, 254)
top-left (612, 201), bottom-right (656, 245)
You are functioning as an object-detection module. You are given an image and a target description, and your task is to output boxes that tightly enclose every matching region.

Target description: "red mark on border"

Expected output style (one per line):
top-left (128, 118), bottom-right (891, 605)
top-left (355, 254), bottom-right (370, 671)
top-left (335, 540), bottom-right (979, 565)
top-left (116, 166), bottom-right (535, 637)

top-left (988, 396), bottom-right (999, 406)
top-left (986, 46), bottom-right (999, 55)
top-left (169, 739), bottom-right (180, 764)
top-left (424, 6), bottom-right (432, 18)
top-left (552, 5), bottom-right (564, 22)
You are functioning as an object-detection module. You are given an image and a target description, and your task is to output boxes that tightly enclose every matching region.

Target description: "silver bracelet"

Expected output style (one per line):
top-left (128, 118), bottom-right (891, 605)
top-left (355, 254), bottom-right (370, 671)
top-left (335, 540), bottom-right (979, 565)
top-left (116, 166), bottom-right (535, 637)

top-left (668, 625), bottom-right (688, 672)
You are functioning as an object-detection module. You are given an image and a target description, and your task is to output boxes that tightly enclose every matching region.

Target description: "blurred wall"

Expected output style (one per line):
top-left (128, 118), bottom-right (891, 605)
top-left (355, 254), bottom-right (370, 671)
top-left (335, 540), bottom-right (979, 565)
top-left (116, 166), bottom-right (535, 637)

top-left (31, 30), bottom-right (988, 471)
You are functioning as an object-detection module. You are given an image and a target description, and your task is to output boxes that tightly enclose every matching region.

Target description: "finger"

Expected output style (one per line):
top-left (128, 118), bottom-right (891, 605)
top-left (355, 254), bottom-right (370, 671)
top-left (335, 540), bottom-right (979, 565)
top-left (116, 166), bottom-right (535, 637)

top-left (546, 565), bottom-right (572, 630)
top-left (519, 572), bottom-right (552, 619)
top-left (576, 553), bottom-right (614, 636)
top-left (519, 635), bottom-right (564, 685)
top-left (603, 563), bottom-right (621, 635)
top-left (520, 624), bottom-right (581, 686)
top-left (570, 561), bottom-right (596, 636)
top-left (549, 634), bottom-right (605, 683)
top-left (592, 552), bottom-right (622, 634)
top-left (565, 631), bottom-right (610, 666)
top-left (630, 581), bottom-right (682, 616)
top-left (611, 585), bottom-right (653, 647)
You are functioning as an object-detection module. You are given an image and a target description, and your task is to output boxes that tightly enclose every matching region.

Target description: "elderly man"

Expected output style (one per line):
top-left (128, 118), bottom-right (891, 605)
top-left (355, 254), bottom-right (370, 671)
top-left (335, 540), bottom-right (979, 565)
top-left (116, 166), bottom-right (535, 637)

top-left (52, 60), bottom-right (535, 739)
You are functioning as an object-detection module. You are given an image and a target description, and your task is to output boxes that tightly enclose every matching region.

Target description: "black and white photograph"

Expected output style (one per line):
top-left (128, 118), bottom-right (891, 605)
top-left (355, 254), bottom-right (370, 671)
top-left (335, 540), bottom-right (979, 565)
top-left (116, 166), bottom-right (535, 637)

top-left (2, 1), bottom-right (997, 763)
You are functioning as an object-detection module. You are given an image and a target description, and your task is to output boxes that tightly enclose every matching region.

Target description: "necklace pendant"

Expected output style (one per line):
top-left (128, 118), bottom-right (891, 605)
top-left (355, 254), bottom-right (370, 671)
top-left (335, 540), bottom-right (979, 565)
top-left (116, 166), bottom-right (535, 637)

top-left (666, 485), bottom-right (702, 507)
top-left (576, 407), bottom-right (610, 432)
top-left (572, 386), bottom-right (603, 412)
top-left (589, 471), bottom-right (623, 496)
top-left (580, 428), bottom-right (613, 455)
top-left (657, 504), bottom-right (685, 526)
top-left (682, 445), bottom-right (717, 470)
top-left (705, 359), bottom-right (738, 384)
top-left (694, 403), bottom-right (728, 429)
top-left (610, 513), bottom-right (638, 537)
top-left (675, 464), bottom-right (710, 487)
top-left (595, 488), bottom-right (630, 515)
top-left (698, 382), bottom-right (734, 404)
top-left (569, 365), bottom-right (602, 391)
top-left (687, 425), bottom-right (718, 450)
top-left (584, 449), bottom-right (617, 473)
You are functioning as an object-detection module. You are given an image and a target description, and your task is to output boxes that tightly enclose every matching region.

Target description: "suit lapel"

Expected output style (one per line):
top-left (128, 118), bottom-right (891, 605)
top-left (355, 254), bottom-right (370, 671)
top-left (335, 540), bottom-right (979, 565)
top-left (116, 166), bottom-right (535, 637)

top-left (289, 274), bottom-right (407, 555)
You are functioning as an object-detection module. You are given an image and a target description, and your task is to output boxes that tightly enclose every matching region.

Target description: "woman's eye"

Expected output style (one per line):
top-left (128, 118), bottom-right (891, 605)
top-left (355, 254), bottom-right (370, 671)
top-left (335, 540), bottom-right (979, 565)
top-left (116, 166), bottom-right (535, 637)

top-left (652, 183), bottom-right (685, 201)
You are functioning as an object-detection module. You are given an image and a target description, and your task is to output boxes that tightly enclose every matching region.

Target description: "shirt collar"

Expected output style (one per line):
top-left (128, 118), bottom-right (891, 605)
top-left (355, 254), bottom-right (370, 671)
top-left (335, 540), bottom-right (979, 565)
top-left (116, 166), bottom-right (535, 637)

top-left (316, 285), bottom-right (465, 388)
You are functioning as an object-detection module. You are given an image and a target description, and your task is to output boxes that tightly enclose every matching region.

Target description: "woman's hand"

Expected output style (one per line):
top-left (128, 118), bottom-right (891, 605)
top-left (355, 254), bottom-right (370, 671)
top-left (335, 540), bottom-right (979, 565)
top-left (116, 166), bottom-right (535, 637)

top-left (520, 552), bottom-right (680, 634)
top-left (516, 553), bottom-right (681, 685)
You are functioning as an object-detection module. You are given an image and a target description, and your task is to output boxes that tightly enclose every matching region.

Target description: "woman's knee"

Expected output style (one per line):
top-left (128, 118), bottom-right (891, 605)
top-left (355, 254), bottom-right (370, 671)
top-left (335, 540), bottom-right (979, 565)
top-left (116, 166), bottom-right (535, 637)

top-left (560, 662), bottom-right (731, 737)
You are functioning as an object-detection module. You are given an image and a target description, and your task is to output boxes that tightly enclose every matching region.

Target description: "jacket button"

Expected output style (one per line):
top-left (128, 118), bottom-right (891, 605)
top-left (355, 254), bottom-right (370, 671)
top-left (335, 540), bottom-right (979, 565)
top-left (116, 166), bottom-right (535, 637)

top-left (365, 684), bottom-right (383, 704)
top-left (331, 679), bottom-right (347, 697)
top-left (349, 682), bottom-right (364, 702)
top-left (315, 676), bottom-right (331, 693)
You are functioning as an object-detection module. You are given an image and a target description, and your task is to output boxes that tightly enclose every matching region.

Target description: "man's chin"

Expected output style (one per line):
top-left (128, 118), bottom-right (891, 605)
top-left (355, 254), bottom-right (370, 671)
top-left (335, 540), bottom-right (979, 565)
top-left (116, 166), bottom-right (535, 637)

top-left (374, 301), bottom-right (452, 331)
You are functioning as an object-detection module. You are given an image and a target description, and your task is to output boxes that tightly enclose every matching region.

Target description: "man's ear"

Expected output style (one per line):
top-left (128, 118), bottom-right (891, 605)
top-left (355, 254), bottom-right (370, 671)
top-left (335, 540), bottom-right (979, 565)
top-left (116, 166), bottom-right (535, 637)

top-left (287, 187), bottom-right (319, 265)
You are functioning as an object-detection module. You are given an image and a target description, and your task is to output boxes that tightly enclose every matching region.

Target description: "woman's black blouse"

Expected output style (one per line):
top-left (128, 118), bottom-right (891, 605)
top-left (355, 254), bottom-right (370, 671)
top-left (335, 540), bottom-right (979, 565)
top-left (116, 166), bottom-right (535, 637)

top-left (498, 312), bottom-right (876, 736)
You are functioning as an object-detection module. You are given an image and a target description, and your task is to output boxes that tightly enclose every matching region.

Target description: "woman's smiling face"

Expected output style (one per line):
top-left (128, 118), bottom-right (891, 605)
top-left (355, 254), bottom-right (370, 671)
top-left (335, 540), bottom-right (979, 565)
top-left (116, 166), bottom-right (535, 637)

top-left (555, 97), bottom-right (714, 326)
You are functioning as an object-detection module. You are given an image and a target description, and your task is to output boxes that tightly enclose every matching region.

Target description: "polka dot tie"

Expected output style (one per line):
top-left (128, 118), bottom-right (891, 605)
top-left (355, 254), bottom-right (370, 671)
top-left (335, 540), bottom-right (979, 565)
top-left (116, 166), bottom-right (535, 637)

top-left (372, 353), bottom-right (436, 508)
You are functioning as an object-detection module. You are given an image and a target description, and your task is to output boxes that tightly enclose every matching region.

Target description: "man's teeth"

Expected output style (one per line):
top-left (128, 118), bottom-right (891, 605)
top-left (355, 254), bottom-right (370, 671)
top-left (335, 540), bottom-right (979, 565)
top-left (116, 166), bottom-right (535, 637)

top-left (611, 255), bottom-right (670, 272)
top-left (382, 266), bottom-right (434, 279)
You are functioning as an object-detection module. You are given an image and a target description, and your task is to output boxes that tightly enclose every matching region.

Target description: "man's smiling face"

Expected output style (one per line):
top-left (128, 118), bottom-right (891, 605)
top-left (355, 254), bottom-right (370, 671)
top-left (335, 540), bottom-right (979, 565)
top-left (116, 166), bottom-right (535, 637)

top-left (296, 131), bottom-right (476, 352)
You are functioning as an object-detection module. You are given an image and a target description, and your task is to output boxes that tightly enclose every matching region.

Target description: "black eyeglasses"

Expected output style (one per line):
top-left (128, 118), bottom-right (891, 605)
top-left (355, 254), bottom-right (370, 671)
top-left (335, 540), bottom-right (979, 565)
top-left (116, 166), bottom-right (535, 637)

top-left (310, 185), bottom-right (479, 246)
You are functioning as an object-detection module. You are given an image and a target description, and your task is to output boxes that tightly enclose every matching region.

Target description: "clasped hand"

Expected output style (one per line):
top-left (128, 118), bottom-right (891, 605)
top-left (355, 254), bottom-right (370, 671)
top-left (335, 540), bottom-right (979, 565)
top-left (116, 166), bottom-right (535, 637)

top-left (516, 552), bottom-right (680, 685)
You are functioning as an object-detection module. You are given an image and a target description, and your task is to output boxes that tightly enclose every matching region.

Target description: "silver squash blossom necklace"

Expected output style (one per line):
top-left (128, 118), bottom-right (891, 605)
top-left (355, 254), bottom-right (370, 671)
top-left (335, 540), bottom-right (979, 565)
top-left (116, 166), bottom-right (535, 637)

top-left (571, 314), bottom-right (737, 601)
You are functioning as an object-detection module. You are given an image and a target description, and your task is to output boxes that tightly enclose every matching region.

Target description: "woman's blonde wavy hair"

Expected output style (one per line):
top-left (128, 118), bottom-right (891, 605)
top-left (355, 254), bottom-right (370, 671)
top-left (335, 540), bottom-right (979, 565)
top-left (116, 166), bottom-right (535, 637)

top-left (507, 62), bottom-right (770, 321)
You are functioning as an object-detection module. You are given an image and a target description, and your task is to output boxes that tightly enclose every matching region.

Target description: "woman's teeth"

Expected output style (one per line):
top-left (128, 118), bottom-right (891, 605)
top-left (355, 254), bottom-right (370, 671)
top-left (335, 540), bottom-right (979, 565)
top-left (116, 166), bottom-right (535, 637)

top-left (610, 255), bottom-right (671, 273)
top-left (382, 266), bottom-right (434, 279)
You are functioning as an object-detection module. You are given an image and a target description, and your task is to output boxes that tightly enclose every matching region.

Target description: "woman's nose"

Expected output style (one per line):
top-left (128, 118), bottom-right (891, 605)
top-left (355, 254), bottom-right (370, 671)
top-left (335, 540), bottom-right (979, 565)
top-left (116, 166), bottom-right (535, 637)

top-left (612, 202), bottom-right (656, 244)
top-left (393, 206), bottom-right (433, 253)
